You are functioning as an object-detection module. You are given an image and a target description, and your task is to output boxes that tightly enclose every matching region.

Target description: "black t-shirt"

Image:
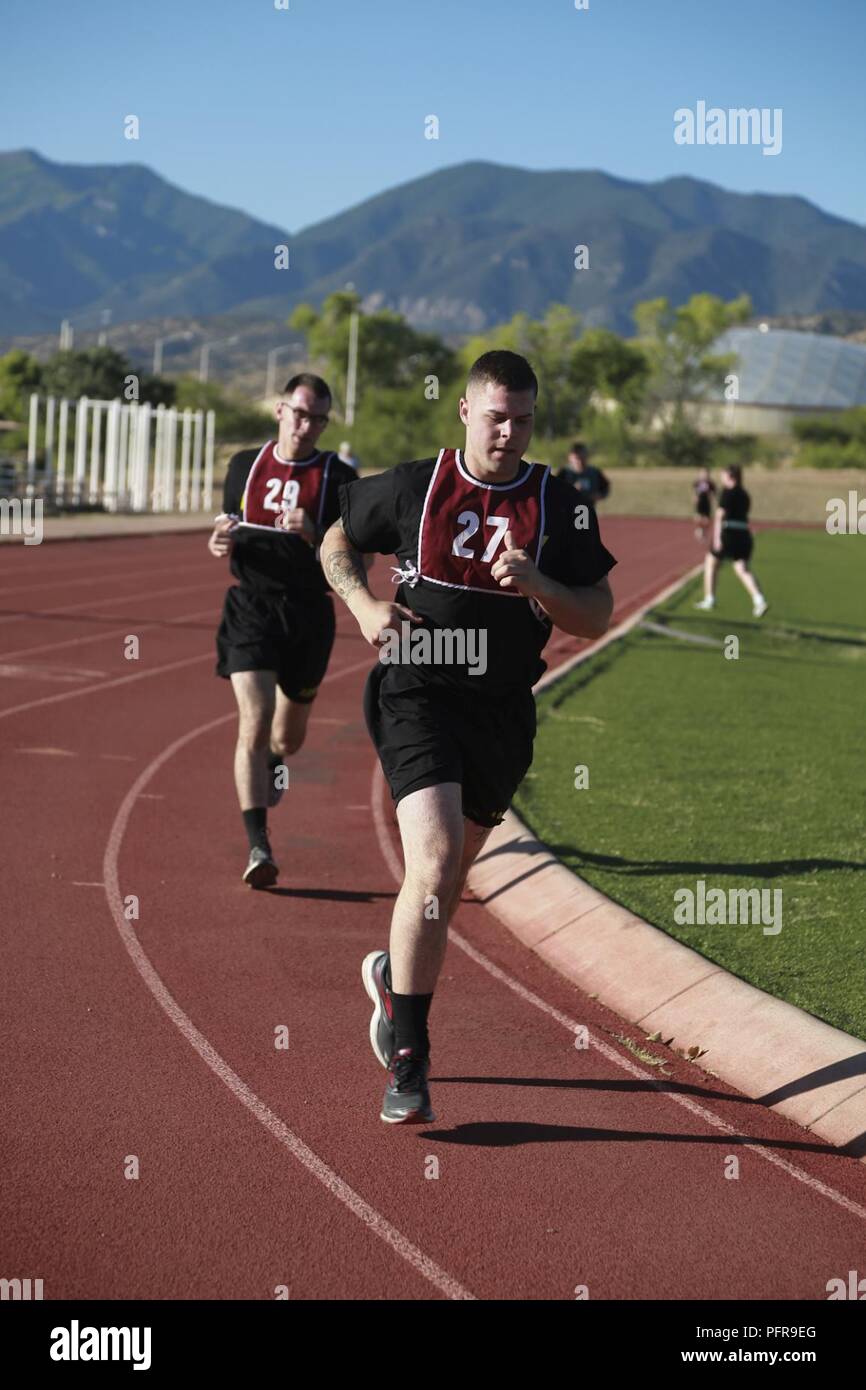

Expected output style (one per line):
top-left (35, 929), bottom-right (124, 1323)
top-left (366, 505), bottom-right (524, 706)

top-left (222, 447), bottom-right (358, 598)
top-left (719, 485), bottom-right (750, 524)
top-left (340, 456), bottom-right (617, 693)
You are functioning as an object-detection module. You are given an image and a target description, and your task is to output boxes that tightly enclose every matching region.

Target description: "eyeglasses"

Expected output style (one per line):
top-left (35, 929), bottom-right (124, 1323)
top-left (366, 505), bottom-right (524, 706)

top-left (283, 404), bottom-right (330, 426)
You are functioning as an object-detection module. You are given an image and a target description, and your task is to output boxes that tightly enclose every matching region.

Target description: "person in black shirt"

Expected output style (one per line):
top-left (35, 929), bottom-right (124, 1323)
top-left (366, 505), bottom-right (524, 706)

top-left (558, 441), bottom-right (605, 506)
top-left (320, 350), bottom-right (616, 1124)
top-left (695, 464), bottom-right (768, 617)
top-left (692, 466), bottom-right (716, 541)
top-left (208, 374), bottom-right (359, 888)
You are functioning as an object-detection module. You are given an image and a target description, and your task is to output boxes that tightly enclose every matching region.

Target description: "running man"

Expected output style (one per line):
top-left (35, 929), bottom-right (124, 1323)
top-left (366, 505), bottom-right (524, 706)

top-left (320, 350), bottom-right (617, 1123)
top-left (209, 374), bottom-right (359, 888)
top-left (695, 463), bottom-right (768, 617)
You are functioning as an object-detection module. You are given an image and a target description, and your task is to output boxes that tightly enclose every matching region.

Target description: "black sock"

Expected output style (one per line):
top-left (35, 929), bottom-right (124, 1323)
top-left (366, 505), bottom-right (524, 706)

top-left (242, 807), bottom-right (270, 852)
top-left (391, 992), bottom-right (433, 1057)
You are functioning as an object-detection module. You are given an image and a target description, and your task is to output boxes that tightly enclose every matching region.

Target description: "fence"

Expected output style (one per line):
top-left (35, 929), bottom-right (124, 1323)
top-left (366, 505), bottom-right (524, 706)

top-left (24, 395), bottom-right (216, 513)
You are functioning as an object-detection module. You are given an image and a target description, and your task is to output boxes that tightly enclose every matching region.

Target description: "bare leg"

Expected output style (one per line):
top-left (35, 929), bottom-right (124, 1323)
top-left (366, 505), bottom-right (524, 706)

top-left (733, 559), bottom-right (764, 604)
top-left (703, 552), bottom-right (719, 600)
top-left (270, 686), bottom-right (313, 764)
top-left (443, 818), bottom-right (494, 921)
top-left (390, 784), bottom-right (465, 994)
top-left (230, 670), bottom-right (276, 810)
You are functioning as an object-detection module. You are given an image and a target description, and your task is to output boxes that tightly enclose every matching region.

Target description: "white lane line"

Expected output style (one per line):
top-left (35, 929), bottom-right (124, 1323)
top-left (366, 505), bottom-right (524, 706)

top-left (0, 663), bottom-right (106, 683)
top-left (0, 577), bottom-right (219, 631)
top-left (369, 726), bottom-right (866, 1225)
top-left (0, 559), bottom-right (215, 602)
top-left (0, 605), bottom-right (217, 664)
top-left (100, 656), bottom-right (474, 1301)
top-left (17, 746), bottom-right (78, 757)
top-left (0, 650), bottom-right (213, 722)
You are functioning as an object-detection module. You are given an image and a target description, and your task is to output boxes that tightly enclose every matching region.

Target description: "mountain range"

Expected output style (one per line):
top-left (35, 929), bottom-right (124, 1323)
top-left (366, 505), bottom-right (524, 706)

top-left (3, 148), bottom-right (866, 338)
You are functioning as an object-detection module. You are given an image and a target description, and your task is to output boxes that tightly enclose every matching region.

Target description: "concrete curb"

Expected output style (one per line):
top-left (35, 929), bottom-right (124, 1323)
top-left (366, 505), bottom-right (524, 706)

top-left (467, 566), bottom-right (866, 1160)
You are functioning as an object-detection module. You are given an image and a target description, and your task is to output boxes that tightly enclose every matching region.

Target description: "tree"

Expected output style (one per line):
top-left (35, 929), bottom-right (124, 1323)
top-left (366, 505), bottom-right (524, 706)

top-left (461, 307), bottom-right (649, 443)
top-left (38, 347), bottom-right (175, 406)
top-left (289, 291), bottom-right (457, 414)
top-left (0, 350), bottom-right (42, 421)
top-left (634, 292), bottom-right (751, 426)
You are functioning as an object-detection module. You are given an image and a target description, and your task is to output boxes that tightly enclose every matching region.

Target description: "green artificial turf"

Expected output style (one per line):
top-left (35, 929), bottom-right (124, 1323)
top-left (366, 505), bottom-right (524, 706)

top-left (516, 531), bottom-right (866, 1040)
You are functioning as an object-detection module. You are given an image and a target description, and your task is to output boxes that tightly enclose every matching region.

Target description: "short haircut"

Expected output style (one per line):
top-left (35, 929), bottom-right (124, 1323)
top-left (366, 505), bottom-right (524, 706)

top-left (569, 441), bottom-right (588, 458)
top-left (282, 373), bottom-right (331, 406)
top-left (466, 350), bottom-right (538, 399)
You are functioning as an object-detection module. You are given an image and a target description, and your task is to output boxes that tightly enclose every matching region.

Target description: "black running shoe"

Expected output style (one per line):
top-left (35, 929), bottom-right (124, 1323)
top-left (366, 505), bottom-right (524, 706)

top-left (380, 1048), bottom-right (434, 1125)
top-left (361, 950), bottom-right (395, 1068)
top-left (243, 844), bottom-right (278, 889)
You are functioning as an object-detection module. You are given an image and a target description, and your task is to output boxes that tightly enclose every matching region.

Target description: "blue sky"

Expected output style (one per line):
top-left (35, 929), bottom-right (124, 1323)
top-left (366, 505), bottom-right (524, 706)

top-left (3, 0), bottom-right (864, 232)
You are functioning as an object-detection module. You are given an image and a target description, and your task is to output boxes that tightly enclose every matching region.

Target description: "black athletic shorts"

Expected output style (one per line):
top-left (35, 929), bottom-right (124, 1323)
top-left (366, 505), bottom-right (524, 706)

top-left (364, 663), bottom-right (537, 828)
top-left (215, 584), bottom-right (336, 702)
top-left (695, 496), bottom-right (711, 519)
top-left (712, 527), bottom-right (753, 563)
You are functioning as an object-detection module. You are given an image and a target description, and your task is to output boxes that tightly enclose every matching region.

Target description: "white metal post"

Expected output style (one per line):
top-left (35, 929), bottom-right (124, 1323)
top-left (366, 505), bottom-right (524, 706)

top-left (44, 396), bottom-right (56, 483)
top-left (178, 409), bottom-right (192, 512)
top-left (191, 410), bottom-right (204, 511)
top-left (73, 396), bottom-right (89, 505)
top-left (203, 410), bottom-right (215, 511)
top-left (56, 399), bottom-right (69, 504)
top-left (164, 407), bottom-right (177, 513)
top-left (88, 403), bottom-right (103, 504)
top-left (152, 403), bottom-right (166, 510)
top-left (118, 404), bottom-right (131, 507)
top-left (104, 399), bottom-right (122, 512)
top-left (134, 403), bottom-right (152, 512)
top-left (27, 393), bottom-right (39, 486)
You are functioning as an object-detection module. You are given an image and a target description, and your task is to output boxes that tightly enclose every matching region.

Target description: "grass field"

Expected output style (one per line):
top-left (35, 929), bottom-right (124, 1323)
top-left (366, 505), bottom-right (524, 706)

top-left (595, 465), bottom-right (862, 523)
top-left (516, 530), bottom-right (866, 1040)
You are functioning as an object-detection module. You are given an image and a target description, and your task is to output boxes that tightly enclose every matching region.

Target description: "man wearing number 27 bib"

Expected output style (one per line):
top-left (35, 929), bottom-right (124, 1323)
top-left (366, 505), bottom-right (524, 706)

top-left (320, 351), bottom-right (617, 1124)
top-left (208, 374), bottom-right (359, 889)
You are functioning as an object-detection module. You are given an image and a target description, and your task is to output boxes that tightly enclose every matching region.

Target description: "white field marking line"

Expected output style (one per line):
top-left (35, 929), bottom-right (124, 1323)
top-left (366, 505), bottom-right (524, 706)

top-left (0, 605), bottom-right (217, 663)
top-left (369, 721), bottom-right (866, 1225)
top-left (0, 559), bottom-right (215, 602)
top-left (0, 650), bottom-right (213, 722)
top-left (0, 577), bottom-right (219, 630)
top-left (544, 559), bottom-right (702, 655)
top-left (101, 657), bottom-right (474, 1302)
top-left (640, 619), bottom-right (724, 649)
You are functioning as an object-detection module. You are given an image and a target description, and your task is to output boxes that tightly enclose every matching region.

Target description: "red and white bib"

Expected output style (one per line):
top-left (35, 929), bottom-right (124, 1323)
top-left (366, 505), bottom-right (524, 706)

top-left (240, 442), bottom-right (332, 533)
top-left (416, 448), bottom-right (549, 596)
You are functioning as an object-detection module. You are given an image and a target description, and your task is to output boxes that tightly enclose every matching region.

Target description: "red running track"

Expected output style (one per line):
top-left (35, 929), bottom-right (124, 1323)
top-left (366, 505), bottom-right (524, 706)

top-left (1, 520), bottom-right (865, 1301)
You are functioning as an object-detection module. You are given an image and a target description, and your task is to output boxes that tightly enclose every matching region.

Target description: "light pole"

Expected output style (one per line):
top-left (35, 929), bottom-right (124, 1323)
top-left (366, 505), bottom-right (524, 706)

top-left (265, 344), bottom-right (296, 400)
top-left (199, 335), bottom-right (239, 383)
top-left (153, 330), bottom-right (194, 375)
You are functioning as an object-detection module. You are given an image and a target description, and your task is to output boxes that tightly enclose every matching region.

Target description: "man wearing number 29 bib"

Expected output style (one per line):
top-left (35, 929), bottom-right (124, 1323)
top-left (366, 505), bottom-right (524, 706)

top-left (320, 351), bottom-right (617, 1124)
top-left (208, 374), bottom-right (359, 889)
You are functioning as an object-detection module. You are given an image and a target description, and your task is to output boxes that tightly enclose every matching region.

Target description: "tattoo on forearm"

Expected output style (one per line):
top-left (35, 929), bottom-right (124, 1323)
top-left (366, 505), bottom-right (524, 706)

top-left (324, 544), bottom-right (369, 602)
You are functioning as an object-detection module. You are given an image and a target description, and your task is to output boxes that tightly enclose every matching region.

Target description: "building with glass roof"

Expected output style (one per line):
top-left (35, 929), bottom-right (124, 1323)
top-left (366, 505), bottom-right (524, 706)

top-left (695, 327), bottom-right (866, 433)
